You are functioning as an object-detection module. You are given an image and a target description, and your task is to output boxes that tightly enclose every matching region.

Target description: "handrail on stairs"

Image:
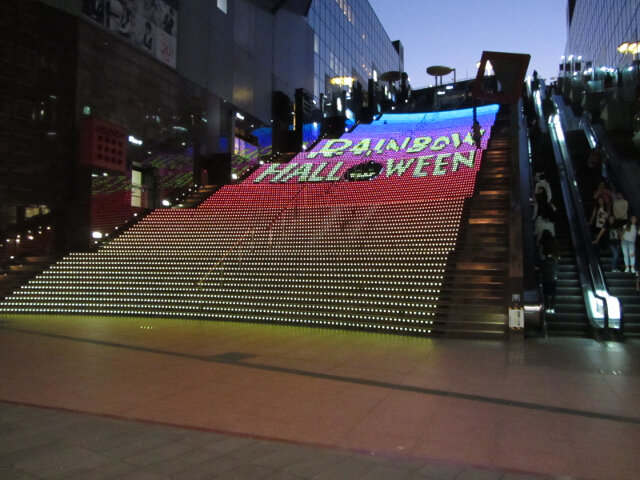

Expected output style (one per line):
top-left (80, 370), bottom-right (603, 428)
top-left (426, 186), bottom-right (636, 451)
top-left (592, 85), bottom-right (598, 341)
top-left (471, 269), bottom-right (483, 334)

top-left (196, 226), bottom-right (257, 289)
top-left (194, 182), bottom-right (310, 292)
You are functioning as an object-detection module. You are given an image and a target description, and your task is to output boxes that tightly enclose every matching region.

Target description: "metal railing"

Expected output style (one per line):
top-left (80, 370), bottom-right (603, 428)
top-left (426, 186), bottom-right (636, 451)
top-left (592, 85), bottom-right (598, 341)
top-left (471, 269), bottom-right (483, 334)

top-left (194, 182), bottom-right (311, 304)
top-left (196, 226), bottom-right (257, 292)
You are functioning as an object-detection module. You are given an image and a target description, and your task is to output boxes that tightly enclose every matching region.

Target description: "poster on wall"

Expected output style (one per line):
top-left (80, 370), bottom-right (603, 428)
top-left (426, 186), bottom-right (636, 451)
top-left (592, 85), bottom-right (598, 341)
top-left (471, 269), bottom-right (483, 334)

top-left (82, 0), bottom-right (178, 68)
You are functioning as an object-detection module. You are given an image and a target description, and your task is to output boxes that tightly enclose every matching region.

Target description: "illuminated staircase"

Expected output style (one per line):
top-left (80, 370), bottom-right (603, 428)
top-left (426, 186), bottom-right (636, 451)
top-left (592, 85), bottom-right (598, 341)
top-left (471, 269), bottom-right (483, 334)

top-left (0, 255), bottom-right (60, 300)
top-left (177, 184), bottom-right (219, 208)
top-left (0, 106), bottom-right (505, 337)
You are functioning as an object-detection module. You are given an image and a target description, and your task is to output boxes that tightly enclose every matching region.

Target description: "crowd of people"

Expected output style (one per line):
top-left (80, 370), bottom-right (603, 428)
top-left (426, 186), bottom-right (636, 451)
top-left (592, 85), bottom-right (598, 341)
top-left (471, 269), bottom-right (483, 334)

top-left (532, 164), bottom-right (639, 315)
top-left (589, 182), bottom-right (638, 273)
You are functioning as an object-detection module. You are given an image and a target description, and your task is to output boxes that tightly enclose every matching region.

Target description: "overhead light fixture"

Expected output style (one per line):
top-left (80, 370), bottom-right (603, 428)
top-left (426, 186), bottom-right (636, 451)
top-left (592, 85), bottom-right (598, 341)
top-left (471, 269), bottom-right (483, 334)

top-left (618, 41), bottom-right (640, 54)
top-left (329, 76), bottom-right (354, 87)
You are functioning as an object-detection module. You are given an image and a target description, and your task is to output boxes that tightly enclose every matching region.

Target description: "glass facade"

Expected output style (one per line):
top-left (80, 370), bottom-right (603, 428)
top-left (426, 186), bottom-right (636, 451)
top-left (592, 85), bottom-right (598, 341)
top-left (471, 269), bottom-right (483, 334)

top-left (307, 0), bottom-right (403, 99)
top-left (565, 0), bottom-right (640, 72)
top-left (0, 0), bottom-right (405, 256)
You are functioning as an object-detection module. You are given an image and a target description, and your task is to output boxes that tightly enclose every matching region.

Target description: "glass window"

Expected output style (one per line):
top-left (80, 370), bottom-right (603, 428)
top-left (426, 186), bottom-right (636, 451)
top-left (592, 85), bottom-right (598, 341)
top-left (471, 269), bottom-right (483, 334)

top-left (217, 0), bottom-right (227, 14)
top-left (131, 170), bottom-right (142, 207)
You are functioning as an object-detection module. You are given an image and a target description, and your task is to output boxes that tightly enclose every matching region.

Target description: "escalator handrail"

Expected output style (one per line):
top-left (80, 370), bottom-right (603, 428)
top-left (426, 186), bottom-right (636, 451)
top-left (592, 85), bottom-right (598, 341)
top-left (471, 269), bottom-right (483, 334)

top-left (548, 112), bottom-right (602, 328)
top-left (558, 100), bottom-right (623, 332)
top-left (548, 112), bottom-right (608, 329)
top-left (549, 96), bottom-right (622, 331)
top-left (518, 101), bottom-right (540, 301)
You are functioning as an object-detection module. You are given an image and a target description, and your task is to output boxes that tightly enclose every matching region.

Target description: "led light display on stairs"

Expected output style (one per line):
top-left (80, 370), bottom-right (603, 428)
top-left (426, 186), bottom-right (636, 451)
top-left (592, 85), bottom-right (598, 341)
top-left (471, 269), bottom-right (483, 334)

top-left (0, 105), bottom-right (501, 337)
top-left (247, 105), bottom-right (498, 201)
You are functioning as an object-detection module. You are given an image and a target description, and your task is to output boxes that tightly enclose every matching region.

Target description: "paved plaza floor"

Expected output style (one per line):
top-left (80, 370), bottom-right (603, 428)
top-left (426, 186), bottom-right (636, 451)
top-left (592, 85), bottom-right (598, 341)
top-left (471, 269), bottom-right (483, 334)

top-left (1, 314), bottom-right (639, 479)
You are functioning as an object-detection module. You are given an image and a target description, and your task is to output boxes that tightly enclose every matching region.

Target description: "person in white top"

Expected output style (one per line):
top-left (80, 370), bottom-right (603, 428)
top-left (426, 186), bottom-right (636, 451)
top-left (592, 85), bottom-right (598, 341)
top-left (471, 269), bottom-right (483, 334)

top-left (589, 197), bottom-right (609, 234)
top-left (612, 191), bottom-right (628, 227)
top-left (534, 172), bottom-right (552, 203)
top-left (535, 213), bottom-right (555, 245)
top-left (620, 216), bottom-right (639, 273)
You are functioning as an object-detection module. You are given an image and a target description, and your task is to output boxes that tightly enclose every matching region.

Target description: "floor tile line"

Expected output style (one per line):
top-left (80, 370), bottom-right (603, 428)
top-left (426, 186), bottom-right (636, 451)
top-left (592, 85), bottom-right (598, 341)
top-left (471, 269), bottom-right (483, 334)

top-left (5, 325), bottom-right (640, 427)
top-left (237, 359), bottom-right (640, 425)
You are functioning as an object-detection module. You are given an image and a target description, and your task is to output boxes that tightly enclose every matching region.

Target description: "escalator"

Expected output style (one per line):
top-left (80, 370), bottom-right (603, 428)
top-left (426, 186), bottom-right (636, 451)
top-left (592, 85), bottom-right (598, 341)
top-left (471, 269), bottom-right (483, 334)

top-left (553, 209), bottom-right (591, 335)
top-left (548, 99), bottom-right (621, 336)
top-left (532, 141), bottom-right (590, 335)
top-left (526, 86), bottom-right (621, 338)
top-left (580, 118), bottom-right (640, 338)
top-left (561, 111), bottom-right (640, 338)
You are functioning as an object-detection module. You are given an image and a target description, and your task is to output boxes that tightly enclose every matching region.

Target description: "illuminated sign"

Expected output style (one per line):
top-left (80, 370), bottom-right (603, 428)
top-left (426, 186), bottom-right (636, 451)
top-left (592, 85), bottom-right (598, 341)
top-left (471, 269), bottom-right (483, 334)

top-left (306, 131), bottom-right (481, 159)
top-left (245, 106), bottom-right (499, 205)
top-left (253, 151), bottom-right (477, 184)
top-left (344, 161), bottom-right (383, 181)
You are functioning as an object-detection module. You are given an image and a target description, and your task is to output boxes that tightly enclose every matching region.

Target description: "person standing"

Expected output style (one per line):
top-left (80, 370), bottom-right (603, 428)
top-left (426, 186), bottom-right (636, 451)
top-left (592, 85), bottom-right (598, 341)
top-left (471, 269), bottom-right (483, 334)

top-left (472, 120), bottom-right (482, 149)
top-left (535, 212), bottom-right (555, 245)
top-left (592, 181), bottom-right (613, 213)
top-left (594, 215), bottom-right (621, 272)
top-left (534, 172), bottom-right (552, 203)
top-left (621, 216), bottom-right (638, 273)
top-left (589, 197), bottom-right (608, 237)
top-left (585, 144), bottom-right (604, 193)
top-left (540, 237), bottom-right (559, 314)
top-left (612, 191), bottom-right (629, 227)
top-left (532, 184), bottom-right (556, 221)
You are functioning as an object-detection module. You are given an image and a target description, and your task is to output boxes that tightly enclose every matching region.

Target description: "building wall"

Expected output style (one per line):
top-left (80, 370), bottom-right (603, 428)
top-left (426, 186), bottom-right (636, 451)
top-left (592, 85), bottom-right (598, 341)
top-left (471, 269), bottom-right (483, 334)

top-left (75, 20), bottom-right (208, 149)
top-left (308, 0), bottom-right (403, 98)
top-left (273, 7), bottom-right (315, 103)
top-left (0, 1), bottom-right (77, 231)
top-left (34, 0), bottom-right (402, 127)
top-left (41, 0), bottom-right (314, 125)
top-left (565, 0), bottom-right (640, 72)
top-left (1, 0), bottom-right (402, 250)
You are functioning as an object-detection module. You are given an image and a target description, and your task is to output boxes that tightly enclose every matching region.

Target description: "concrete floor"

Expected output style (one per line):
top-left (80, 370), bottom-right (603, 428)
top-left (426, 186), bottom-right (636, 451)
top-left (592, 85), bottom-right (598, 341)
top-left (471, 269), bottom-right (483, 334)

top-left (1, 314), bottom-right (639, 479)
